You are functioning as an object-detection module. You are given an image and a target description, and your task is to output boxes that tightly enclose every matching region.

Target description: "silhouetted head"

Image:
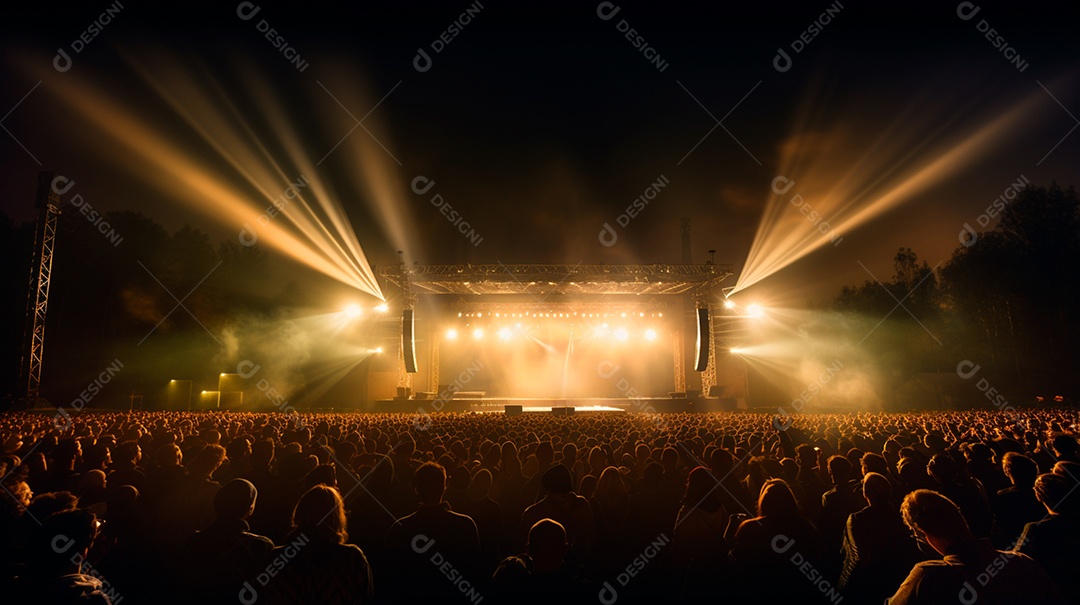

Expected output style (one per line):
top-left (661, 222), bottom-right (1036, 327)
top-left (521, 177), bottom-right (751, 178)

top-left (215, 478), bottom-right (258, 521)
top-left (901, 489), bottom-right (972, 551)
top-left (757, 479), bottom-right (800, 520)
top-left (527, 518), bottom-right (569, 573)
top-left (414, 462), bottom-right (447, 504)
top-left (468, 468), bottom-right (493, 501)
top-left (827, 455), bottom-right (853, 484)
top-left (927, 453), bottom-right (957, 483)
top-left (862, 472), bottom-right (891, 507)
top-left (292, 485), bottom-right (348, 544)
top-left (541, 464), bottom-right (573, 495)
top-left (1035, 472), bottom-right (1077, 515)
top-left (1002, 452), bottom-right (1038, 488)
top-left (683, 466), bottom-right (721, 513)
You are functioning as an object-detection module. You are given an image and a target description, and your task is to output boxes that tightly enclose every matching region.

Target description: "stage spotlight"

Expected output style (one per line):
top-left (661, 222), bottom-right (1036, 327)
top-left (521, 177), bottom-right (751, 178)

top-left (343, 303), bottom-right (362, 318)
top-left (375, 303), bottom-right (389, 313)
top-left (730, 347), bottom-right (746, 354)
top-left (445, 328), bottom-right (459, 340)
top-left (614, 327), bottom-right (629, 342)
top-left (746, 304), bottom-right (764, 318)
top-left (473, 328), bottom-right (484, 340)
top-left (724, 300), bottom-right (736, 310)
top-left (497, 327), bottom-right (512, 341)
top-left (644, 328), bottom-right (657, 341)
top-left (374, 347), bottom-right (383, 354)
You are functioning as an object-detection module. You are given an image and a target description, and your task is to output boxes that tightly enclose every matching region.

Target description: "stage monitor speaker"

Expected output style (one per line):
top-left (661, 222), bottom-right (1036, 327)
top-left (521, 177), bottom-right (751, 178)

top-left (505, 405), bottom-right (523, 416)
top-left (402, 309), bottom-right (418, 373)
top-left (694, 307), bottom-right (710, 372)
top-left (552, 406), bottom-right (575, 416)
top-left (708, 385), bottom-right (726, 398)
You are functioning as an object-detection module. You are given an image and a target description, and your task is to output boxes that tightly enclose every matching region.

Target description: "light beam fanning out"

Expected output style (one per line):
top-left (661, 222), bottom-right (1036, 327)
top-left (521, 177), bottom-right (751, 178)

top-left (23, 50), bottom-right (388, 299)
top-left (732, 87), bottom-right (1053, 295)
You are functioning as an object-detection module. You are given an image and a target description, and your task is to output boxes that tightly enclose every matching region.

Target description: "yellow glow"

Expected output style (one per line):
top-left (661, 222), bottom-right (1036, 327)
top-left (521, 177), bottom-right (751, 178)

top-left (644, 328), bottom-right (657, 341)
top-left (25, 52), bottom-right (385, 299)
top-left (472, 328), bottom-right (484, 340)
top-left (343, 304), bottom-right (362, 318)
top-left (445, 328), bottom-right (458, 340)
top-left (732, 88), bottom-right (1049, 295)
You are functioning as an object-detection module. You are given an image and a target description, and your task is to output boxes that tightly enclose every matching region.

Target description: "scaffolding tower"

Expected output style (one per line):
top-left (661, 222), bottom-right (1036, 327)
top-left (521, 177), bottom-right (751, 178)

top-left (20, 171), bottom-right (62, 404)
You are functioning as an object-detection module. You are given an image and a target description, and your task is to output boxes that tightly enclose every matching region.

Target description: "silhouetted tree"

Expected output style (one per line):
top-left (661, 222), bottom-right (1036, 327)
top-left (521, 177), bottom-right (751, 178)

top-left (941, 182), bottom-right (1080, 394)
top-left (834, 248), bottom-right (946, 409)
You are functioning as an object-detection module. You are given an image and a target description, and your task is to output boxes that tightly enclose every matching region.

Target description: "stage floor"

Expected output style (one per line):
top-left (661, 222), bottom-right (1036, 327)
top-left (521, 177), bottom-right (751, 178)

top-left (371, 397), bottom-right (739, 414)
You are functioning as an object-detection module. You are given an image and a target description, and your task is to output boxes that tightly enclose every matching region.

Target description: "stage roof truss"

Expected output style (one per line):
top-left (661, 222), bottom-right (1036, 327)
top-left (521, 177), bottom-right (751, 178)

top-left (377, 264), bottom-right (734, 297)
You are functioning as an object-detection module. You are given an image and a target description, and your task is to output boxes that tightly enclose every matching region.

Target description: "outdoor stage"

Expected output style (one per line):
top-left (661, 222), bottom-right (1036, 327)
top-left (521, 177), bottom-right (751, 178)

top-left (370, 396), bottom-right (739, 414)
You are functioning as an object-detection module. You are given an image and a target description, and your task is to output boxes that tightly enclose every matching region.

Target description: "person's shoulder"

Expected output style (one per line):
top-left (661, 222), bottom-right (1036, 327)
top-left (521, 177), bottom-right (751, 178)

top-left (241, 531), bottom-right (276, 549)
top-left (447, 508), bottom-right (479, 525)
top-left (1020, 515), bottom-right (1060, 539)
top-left (337, 542), bottom-right (371, 563)
top-left (909, 559), bottom-right (955, 571)
top-left (570, 493), bottom-right (591, 507)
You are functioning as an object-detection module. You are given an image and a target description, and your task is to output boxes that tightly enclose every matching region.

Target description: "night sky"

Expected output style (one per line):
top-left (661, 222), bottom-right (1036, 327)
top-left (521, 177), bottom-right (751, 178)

top-left (2, 0), bottom-right (1077, 304)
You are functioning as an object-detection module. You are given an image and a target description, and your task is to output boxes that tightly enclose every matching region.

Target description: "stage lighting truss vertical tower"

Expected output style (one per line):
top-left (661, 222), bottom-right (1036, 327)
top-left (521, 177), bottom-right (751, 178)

top-left (428, 335), bottom-right (439, 394)
top-left (394, 261), bottom-right (417, 391)
top-left (672, 330), bottom-right (686, 393)
top-left (20, 172), bottom-right (62, 404)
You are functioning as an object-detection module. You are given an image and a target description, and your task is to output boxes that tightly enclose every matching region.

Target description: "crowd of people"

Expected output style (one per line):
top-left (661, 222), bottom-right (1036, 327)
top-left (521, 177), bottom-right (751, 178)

top-left (0, 407), bottom-right (1077, 604)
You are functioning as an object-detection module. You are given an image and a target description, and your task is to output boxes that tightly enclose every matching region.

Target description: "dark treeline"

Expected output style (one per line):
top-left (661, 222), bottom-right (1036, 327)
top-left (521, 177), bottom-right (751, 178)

top-left (831, 182), bottom-right (1080, 408)
top-left (1, 207), bottom-right (303, 408)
